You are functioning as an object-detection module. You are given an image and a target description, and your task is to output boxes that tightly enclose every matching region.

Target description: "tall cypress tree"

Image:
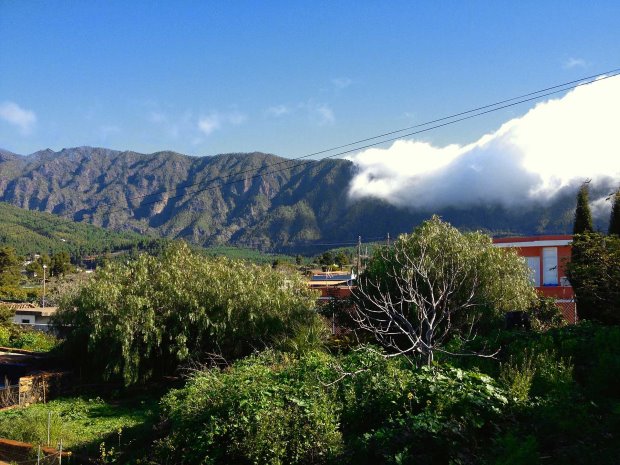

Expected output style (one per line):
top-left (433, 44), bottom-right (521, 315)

top-left (573, 183), bottom-right (594, 235)
top-left (609, 190), bottom-right (620, 236)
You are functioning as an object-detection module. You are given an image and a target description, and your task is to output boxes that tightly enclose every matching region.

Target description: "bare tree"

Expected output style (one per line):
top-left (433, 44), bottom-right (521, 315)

top-left (353, 217), bottom-right (535, 366)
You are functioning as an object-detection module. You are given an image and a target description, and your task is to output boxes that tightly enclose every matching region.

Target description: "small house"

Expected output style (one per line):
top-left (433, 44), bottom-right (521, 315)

top-left (493, 235), bottom-right (576, 323)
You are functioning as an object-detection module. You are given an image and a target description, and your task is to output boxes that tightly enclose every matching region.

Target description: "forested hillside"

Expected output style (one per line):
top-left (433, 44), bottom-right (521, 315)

top-left (0, 146), bottom-right (584, 252)
top-left (0, 201), bottom-right (156, 257)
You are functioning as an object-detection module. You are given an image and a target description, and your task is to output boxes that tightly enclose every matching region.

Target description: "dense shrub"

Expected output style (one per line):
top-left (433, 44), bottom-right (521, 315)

top-left (337, 362), bottom-right (510, 464)
top-left (159, 351), bottom-right (342, 465)
top-left (157, 348), bottom-right (513, 465)
top-left (56, 242), bottom-right (321, 385)
top-left (7, 327), bottom-right (59, 352)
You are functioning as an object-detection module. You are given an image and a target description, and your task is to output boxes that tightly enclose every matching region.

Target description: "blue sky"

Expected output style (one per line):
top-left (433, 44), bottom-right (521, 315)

top-left (1, 1), bottom-right (619, 158)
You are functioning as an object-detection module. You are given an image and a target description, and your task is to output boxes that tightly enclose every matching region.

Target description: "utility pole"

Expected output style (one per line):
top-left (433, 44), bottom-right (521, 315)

top-left (42, 264), bottom-right (47, 309)
top-left (387, 232), bottom-right (390, 247)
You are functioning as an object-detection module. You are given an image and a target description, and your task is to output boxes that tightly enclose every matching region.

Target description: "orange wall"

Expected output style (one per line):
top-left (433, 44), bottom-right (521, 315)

top-left (512, 244), bottom-right (572, 284)
top-left (493, 235), bottom-right (574, 300)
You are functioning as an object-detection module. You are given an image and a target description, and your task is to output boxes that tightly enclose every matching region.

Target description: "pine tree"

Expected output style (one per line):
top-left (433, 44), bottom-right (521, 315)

top-left (608, 190), bottom-right (620, 236)
top-left (573, 183), bottom-right (594, 235)
top-left (0, 246), bottom-right (21, 287)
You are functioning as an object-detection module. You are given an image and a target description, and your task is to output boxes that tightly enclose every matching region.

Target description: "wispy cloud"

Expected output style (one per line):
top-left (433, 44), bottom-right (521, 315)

top-left (0, 101), bottom-right (37, 134)
top-left (332, 77), bottom-right (352, 90)
top-left (315, 103), bottom-right (335, 125)
top-left (300, 101), bottom-right (335, 126)
top-left (198, 114), bottom-right (222, 135)
top-left (145, 106), bottom-right (196, 140)
top-left (197, 111), bottom-right (247, 136)
top-left (564, 57), bottom-right (587, 69)
top-left (266, 105), bottom-right (290, 117)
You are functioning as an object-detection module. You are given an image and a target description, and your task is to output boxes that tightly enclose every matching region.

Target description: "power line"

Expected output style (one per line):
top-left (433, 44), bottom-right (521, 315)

top-left (2, 68), bottom-right (620, 247)
top-left (44, 67), bottom-right (620, 212)
top-left (107, 68), bottom-right (620, 219)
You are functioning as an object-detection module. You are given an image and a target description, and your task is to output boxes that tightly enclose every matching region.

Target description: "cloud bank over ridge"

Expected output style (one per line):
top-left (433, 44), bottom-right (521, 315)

top-left (348, 76), bottom-right (620, 211)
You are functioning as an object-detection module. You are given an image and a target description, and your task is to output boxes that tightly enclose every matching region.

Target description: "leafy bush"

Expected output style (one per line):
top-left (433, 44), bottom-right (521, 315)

top-left (529, 296), bottom-right (566, 331)
top-left (337, 360), bottom-right (510, 465)
top-left (500, 353), bottom-right (537, 402)
top-left (157, 348), bottom-right (514, 465)
top-left (57, 242), bottom-right (321, 385)
top-left (7, 328), bottom-right (59, 352)
top-left (159, 350), bottom-right (342, 465)
top-left (0, 326), bottom-right (10, 346)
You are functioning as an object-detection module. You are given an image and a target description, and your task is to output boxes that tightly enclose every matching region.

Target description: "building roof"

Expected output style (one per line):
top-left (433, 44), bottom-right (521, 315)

top-left (14, 307), bottom-right (57, 317)
top-left (308, 280), bottom-right (351, 287)
top-left (310, 271), bottom-right (356, 281)
top-left (493, 235), bottom-right (573, 248)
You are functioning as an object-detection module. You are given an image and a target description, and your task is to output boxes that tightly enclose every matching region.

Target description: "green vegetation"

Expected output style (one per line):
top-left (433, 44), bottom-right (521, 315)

top-left (0, 395), bottom-right (159, 458)
top-left (0, 326), bottom-right (59, 352)
top-left (568, 232), bottom-right (620, 324)
top-left (0, 201), bottom-right (157, 259)
top-left (568, 185), bottom-right (620, 324)
top-left (156, 348), bottom-right (511, 465)
top-left (0, 246), bottom-right (20, 288)
top-left (0, 303), bottom-right (59, 351)
top-left (203, 245), bottom-right (297, 265)
top-left (0, 146), bottom-right (589, 254)
top-left (573, 182), bottom-right (594, 234)
top-left (0, 211), bottom-right (615, 464)
top-left (150, 322), bottom-right (620, 465)
top-left (356, 216), bottom-right (536, 364)
top-left (57, 242), bottom-right (320, 385)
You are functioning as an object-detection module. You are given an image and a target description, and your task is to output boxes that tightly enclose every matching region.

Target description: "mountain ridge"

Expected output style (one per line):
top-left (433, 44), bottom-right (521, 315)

top-left (0, 146), bottom-right (584, 252)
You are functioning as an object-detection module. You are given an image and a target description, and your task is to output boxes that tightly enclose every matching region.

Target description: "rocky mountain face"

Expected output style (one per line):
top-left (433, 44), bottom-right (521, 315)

top-left (0, 146), bottom-right (579, 252)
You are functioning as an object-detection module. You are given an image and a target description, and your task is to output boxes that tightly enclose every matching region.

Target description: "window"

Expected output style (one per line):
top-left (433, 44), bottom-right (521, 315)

top-left (542, 247), bottom-right (558, 285)
top-left (524, 257), bottom-right (541, 286)
top-left (21, 319), bottom-right (31, 324)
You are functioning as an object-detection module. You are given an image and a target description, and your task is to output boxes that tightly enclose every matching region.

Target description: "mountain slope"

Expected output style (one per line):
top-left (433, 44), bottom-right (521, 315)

top-left (0, 146), bottom-right (584, 252)
top-left (0, 201), bottom-right (157, 257)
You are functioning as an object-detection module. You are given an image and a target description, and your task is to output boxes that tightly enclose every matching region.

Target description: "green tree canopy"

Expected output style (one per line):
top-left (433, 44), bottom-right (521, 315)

top-left (573, 182), bottom-right (594, 234)
top-left (50, 251), bottom-right (72, 277)
top-left (0, 246), bottom-right (21, 288)
top-left (568, 232), bottom-right (620, 324)
top-left (57, 242), bottom-right (320, 385)
top-left (355, 216), bottom-right (536, 365)
top-left (609, 190), bottom-right (620, 236)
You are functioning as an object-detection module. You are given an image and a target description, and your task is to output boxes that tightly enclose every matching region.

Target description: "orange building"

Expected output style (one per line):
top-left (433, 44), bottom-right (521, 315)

top-left (493, 235), bottom-right (577, 323)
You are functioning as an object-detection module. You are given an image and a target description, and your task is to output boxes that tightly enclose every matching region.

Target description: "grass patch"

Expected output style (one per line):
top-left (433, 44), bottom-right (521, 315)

top-left (0, 394), bottom-right (159, 457)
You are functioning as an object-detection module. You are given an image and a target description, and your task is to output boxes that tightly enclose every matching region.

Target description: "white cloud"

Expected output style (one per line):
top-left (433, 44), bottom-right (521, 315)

top-left (332, 77), bottom-right (352, 89)
top-left (198, 114), bottom-right (222, 135)
top-left (348, 75), bottom-right (620, 210)
top-left (590, 196), bottom-right (612, 219)
top-left (0, 101), bottom-right (37, 134)
top-left (564, 57), bottom-right (587, 69)
top-left (198, 111), bottom-right (247, 135)
top-left (315, 104), bottom-right (335, 125)
top-left (266, 105), bottom-right (290, 117)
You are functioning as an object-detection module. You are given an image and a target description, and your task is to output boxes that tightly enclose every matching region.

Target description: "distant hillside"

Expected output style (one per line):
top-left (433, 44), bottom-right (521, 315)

top-left (0, 146), bottom-right (585, 253)
top-left (0, 201), bottom-right (157, 258)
